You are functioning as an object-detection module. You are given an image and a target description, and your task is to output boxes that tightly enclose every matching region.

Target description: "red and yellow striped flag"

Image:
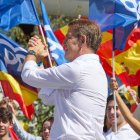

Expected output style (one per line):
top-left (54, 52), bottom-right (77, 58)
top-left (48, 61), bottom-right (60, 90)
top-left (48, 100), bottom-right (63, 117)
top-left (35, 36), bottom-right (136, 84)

top-left (97, 28), bottom-right (140, 86)
top-left (0, 71), bottom-right (38, 119)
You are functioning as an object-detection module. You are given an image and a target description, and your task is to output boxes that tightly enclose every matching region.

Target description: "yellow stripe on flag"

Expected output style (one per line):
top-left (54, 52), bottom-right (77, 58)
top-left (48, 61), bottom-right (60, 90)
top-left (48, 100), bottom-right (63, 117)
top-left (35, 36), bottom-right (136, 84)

top-left (102, 31), bottom-right (112, 44)
top-left (20, 85), bottom-right (38, 106)
top-left (0, 71), bottom-right (22, 95)
top-left (0, 71), bottom-right (38, 106)
top-left (107, 40), bottom-right (140, 75)
top-left (60, 25), bottom-right (68, 36)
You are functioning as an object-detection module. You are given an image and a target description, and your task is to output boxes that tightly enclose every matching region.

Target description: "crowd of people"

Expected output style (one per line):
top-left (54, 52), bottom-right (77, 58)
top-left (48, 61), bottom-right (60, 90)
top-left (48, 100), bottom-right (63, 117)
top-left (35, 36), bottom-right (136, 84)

top-left (0, 19), bottom-right (140, 140)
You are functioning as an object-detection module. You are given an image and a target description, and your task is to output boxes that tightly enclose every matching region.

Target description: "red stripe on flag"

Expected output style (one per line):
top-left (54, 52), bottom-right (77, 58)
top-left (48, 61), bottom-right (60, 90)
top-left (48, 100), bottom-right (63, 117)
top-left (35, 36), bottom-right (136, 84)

top-left (54, 29), bottom-right (65, 45)
top-left (0, 80), bottom-right (34, 119)
top-left (118, 70), bottom-right (140, 86)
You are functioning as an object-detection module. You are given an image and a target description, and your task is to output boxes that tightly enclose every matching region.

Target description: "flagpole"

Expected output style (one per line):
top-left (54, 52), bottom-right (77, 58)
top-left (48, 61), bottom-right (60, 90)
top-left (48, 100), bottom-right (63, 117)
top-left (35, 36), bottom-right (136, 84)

top-left (112, 28), bottom-right (117, 133)
top-left (38, 25), bottom-right (53, 67)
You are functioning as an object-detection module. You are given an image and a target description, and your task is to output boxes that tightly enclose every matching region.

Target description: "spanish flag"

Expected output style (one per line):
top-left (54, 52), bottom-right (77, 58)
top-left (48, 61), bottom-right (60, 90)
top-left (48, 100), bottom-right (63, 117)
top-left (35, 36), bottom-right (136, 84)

top-left (0, 60), bottom-right (38, 119)
top-left (97, 28), bottom-right (140, 86)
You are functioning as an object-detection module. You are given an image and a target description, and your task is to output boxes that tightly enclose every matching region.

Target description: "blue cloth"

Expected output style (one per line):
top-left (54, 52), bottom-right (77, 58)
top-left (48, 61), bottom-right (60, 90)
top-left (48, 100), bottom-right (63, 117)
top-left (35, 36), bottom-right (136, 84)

top-left (39, 0), bottom-right (68, 65)
top-left (89, 0), bottom-right (140, 50)
top-left (0, 0), bottom-right (24, 12)
top-left (0, 33), bottom-right (27, 80)
top-left (0, 33), bottom-right (38, 90)
top-left (0, 0), bottom-right (40, 30)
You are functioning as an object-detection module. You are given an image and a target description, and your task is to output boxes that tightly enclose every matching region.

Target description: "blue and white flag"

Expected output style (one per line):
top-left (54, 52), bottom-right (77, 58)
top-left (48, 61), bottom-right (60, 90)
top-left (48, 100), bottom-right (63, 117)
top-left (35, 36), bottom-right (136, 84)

top-left (0, 0), bottom-right (40, 30)
top-left (89, 0), bottom-right (140, 50)
top-left (39, 0), bottom-right (68, 65)
top-left (0, 33), bottom-right (27, 80)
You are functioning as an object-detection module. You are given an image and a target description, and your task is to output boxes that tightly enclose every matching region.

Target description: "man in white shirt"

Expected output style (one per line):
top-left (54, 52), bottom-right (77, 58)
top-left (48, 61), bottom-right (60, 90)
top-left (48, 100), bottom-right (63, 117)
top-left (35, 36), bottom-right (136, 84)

top-left (104, 94), bottom-right (139, 140)
top-left (21, 19), bottom-right (108, 140)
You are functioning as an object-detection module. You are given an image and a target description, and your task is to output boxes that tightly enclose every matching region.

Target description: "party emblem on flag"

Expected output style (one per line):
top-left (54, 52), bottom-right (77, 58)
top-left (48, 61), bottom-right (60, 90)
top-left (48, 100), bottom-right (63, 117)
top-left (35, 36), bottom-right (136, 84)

top-left (0, 38), bottom-right (26, 73)
top-left (119, 0), bottom-right (140, 20)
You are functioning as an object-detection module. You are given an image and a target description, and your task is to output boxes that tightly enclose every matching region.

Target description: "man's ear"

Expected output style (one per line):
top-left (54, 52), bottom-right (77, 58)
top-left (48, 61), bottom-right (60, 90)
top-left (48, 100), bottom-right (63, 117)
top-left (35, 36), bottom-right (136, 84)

top-left (78, 35), bottom-right (87, 49)
top-left (80, 35), bottom-right (86, 44)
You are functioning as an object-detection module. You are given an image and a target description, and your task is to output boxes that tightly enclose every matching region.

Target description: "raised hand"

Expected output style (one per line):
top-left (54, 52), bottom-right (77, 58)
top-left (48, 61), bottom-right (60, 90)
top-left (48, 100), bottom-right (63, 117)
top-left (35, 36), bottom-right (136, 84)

top-left (110, 77), bottom-right (119, 91)
top-left (27, 35), bottom-right (48, 62)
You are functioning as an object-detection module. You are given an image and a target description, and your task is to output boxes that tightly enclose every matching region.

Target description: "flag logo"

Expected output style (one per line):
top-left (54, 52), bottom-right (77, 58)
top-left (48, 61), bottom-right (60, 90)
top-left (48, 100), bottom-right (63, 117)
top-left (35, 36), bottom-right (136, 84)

top-left (0, 38), bottom-right (26, 72)
top-left (119, 0), bottom-right (140, 20)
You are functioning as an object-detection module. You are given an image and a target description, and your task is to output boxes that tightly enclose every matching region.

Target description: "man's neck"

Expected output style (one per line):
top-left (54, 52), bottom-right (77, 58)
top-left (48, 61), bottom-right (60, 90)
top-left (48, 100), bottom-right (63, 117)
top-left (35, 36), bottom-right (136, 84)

top-left (112, 121), bottom-right (127, 132)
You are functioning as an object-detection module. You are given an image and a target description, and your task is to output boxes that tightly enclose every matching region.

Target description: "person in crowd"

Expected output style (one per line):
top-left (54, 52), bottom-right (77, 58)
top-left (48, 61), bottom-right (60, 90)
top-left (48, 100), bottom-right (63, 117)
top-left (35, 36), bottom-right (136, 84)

top-left (41, 117), bottom-right (53, 140)
top-left (0, 98), bottom-right (53, 140)
top-left (21, 19), bottom-right (108, 140)
top-left (0, 98), bottom-right (17, 114)
top-left (0, 98), bottom-right (19, 140)
top-left (0, 107), bottom-right (13, 140)
top-left (13, 117), bottom-right (53, 140)
top-left (104, 94), bottom-right (139, 140)
top-left (111, 78), bottom-right (140, 136)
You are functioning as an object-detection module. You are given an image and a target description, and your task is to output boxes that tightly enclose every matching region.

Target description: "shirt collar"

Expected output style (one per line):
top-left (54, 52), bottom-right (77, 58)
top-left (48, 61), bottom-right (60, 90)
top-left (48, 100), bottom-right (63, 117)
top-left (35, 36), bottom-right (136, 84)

top-left (74, 54), bottom-right (99, 62)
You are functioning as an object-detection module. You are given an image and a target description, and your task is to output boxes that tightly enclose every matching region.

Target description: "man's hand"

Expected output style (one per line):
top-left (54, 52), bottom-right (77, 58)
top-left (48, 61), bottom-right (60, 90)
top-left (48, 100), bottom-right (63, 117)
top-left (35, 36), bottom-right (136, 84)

top-left (28, 35), bottom-right (48, 62)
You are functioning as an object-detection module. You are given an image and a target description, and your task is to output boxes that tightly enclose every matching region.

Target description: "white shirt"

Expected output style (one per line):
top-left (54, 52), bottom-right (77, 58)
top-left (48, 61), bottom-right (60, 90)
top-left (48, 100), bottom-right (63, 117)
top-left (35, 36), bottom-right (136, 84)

top-left (22, 54), bottom-right (108, 140)
top-left (104, 124), bottom-right (140, 140)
